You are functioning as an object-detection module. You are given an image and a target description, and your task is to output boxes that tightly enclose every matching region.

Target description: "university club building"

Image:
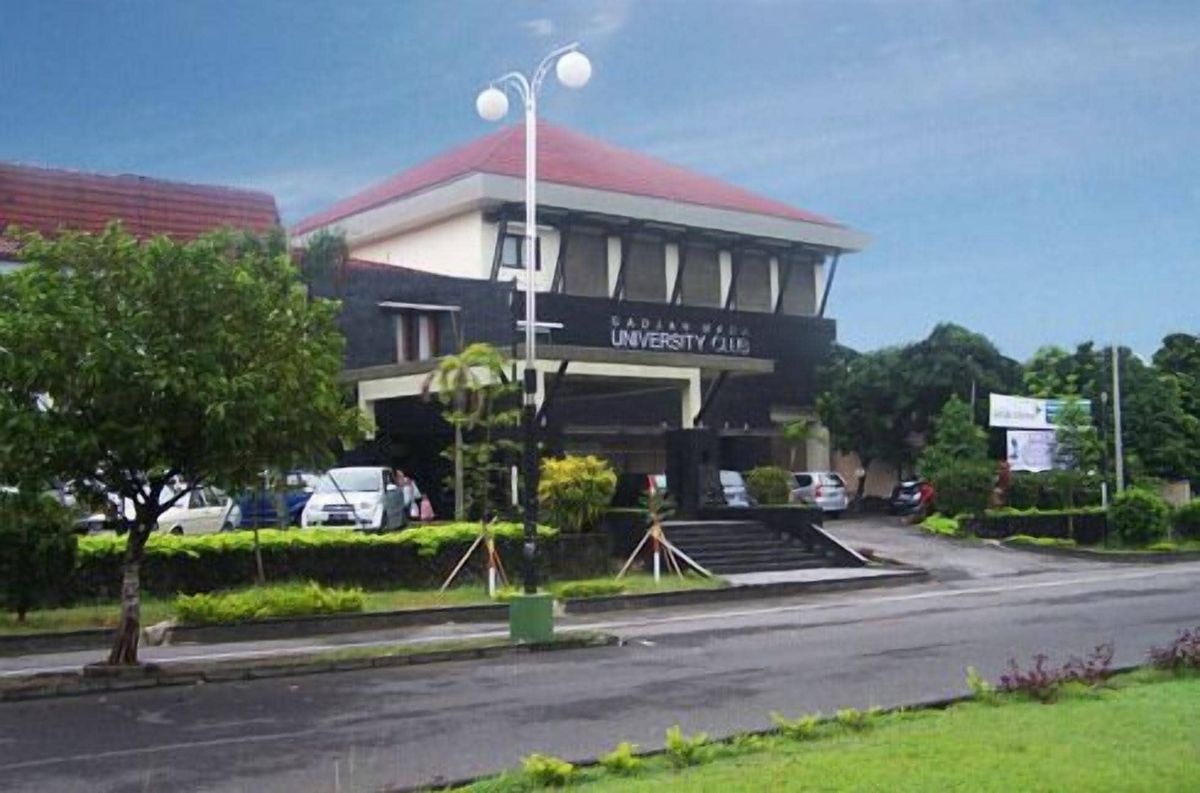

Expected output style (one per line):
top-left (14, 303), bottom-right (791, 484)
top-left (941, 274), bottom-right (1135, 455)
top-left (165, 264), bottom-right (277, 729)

top-left (292, 122), bottom-right (868, 503)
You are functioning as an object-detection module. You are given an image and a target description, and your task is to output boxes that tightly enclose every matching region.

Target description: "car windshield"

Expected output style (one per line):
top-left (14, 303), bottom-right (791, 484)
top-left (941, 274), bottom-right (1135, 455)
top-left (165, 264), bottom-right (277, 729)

top-left (316, 469), bottom-right (380, 493)
top-left (719, 471), bottom-right (744, 487)
top-left (824, 473), bottom-right (846, 487)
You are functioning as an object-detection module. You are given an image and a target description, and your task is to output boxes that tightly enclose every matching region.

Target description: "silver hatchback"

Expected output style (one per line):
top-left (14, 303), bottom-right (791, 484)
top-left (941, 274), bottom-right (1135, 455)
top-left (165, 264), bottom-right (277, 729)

top-left (791, 471), bottom-right (849, 516)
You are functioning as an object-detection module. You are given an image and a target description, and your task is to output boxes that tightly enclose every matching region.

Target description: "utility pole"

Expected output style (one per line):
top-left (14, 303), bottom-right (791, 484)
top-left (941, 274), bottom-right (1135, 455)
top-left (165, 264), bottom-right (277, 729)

top-left (1112, 346), bottom-right (1125, 494)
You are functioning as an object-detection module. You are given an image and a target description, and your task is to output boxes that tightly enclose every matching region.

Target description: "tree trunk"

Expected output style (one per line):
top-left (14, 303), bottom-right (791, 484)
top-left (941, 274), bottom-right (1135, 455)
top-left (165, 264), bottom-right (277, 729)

top-left (454, 423), bottom-right (465, 521)
top-left (107, 529), bottom-right (148, 665)
top-left (253, 526), bottom-right (266, 585)
top-left (856, 457), bottom-right (872, 502)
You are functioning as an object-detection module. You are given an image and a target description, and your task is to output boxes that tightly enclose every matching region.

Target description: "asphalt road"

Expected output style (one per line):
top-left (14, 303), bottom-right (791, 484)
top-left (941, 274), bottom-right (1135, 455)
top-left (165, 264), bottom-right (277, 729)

top-left (3, 518), bottom-right (1199, 792)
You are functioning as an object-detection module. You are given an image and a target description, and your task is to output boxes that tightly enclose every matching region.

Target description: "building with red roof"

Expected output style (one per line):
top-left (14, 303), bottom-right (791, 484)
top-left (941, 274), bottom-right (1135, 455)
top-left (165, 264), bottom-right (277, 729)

top-left (0, 161), bottom-right (279, 265)
top-left (296, 122), bottom-right (867, 509)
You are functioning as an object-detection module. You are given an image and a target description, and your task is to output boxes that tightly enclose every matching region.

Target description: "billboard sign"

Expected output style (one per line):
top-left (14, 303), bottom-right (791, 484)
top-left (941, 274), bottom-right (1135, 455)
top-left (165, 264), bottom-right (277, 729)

top-left (989, 394), bottom-right (1091, 430)
top-left (1006, 429), bottom-right (1058, 472)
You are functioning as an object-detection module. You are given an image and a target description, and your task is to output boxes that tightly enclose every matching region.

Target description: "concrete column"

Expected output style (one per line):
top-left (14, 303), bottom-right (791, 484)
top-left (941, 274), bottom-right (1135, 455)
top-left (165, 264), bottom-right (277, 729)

top-left (813, 259), bottom-right (825, 315)
top-left (769, 256), bottom-right (780, 310)
top-left (718, 250), bottom-right (733, 308)
top-left (665, 242), bottom-right (680, 303)
top-left (606, 235), bottom-right (621, 296)
top-left (680, 371), bottom-right (702, 429)
top-left (358, 395), bottom-right (378, 440)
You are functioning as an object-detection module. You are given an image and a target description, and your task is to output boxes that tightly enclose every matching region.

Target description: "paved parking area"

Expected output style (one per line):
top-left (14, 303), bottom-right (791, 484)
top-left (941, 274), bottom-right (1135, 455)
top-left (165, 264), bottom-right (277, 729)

top-left (825, 513), bottom-right (1119, 581)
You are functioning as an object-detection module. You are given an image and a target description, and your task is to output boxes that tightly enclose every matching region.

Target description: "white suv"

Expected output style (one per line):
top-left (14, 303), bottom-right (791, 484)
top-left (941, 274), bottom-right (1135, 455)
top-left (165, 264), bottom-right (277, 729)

top-left (791, 471), bottom-right (849, 517)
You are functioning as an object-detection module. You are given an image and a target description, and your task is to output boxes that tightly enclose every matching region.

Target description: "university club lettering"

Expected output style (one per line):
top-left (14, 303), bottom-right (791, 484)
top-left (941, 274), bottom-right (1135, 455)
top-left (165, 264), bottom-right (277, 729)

top-left (609, 314), bottom-right (752, 357)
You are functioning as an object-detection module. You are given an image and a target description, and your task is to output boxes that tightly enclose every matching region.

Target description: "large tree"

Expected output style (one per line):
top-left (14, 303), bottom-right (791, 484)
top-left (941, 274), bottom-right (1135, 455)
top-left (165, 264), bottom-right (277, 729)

top-left (1153, 333), bottom-right (1200, 421)
top-left (0, 225), bottom-right (364, 664)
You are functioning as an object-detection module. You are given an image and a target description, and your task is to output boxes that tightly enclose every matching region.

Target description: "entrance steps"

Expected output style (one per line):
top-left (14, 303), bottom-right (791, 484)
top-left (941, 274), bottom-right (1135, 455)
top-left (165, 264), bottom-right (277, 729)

top-left (661, 520), bottom-right (830, 575)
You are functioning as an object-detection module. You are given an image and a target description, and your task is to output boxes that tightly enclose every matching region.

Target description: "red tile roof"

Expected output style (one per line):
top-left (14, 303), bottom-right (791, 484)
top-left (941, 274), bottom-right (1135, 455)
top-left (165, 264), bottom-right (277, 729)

top-left (293, 121), bottom-right (839, 235)
top-left (0, 161), bottom-right (279, 242)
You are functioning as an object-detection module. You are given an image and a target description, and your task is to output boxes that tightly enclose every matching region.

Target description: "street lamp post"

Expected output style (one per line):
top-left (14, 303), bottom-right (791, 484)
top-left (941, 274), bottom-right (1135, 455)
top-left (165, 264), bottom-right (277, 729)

top-left (477, 45), bottom-right (591, 637)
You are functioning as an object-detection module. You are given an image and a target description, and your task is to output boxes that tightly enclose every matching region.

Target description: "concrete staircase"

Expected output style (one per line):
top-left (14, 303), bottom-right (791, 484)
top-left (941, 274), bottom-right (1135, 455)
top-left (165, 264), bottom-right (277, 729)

top-left (662, 520), bottom-right (830, 575)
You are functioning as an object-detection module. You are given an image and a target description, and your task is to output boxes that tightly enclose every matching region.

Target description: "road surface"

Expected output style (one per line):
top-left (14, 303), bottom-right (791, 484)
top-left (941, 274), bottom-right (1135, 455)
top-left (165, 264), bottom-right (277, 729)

top-left (2, 517), bottom-right (1198, 792)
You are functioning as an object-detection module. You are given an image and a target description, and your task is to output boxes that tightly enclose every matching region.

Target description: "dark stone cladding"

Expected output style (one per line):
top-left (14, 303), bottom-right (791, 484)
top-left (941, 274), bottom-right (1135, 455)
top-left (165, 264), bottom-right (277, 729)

top-left (317, 260), bottom-right (836, 431)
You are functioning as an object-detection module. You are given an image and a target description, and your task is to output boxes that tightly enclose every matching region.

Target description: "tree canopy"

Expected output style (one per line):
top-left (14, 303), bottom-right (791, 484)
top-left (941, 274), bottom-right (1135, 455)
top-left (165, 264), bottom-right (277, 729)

top-left (0, 224), bottom-right (365, 662)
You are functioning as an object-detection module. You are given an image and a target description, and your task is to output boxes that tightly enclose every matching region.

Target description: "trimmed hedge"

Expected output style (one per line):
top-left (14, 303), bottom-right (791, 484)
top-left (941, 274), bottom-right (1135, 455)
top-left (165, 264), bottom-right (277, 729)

top-left (1174, 500), bottom-right (1200, 540)
top-left (1007, 471), bottom-right (1103, 510)
top-left (931, 463), bottom-right (994, 516)
top-left (744, 466), bottom-right (794, 505)
top-left (174, 582), bottom-right (364, 624)
top-left (975, 508), bottom-right (1108, 544)
top-left (74, 523), bottom-right (611, 599)
top-left (1110, 489), bottom-right (1171, 546)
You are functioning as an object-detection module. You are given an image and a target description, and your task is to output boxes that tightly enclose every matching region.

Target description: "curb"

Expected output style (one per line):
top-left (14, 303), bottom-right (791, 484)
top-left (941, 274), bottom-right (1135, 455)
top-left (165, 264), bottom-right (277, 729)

top-left (0, 568), bottom-right (931, 657)
top-left (562, 568), bottom-right (929, 614)
top-left (0, 633), bottom-right (619, 704)
top-left (998, 541), bottom-right (1200, 564)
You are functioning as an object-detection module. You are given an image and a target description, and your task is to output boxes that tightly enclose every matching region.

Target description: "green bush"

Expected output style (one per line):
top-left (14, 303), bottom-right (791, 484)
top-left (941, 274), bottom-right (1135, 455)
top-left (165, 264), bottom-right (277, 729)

top-left (1110, 489), bottom-right (1171, 547)
top-left (538, 455), bottom-right (617, 533)
top-left (598, 742), bottom-right (642, 775)
top-left (0, 492), bottom-right (78, 620)
top-left (834, 707), bottom-right (880, 732)
top-left (664, 725), bottom-right (711, 768)
top-left (521, 753), bottom-right (576, 787)
top-left (771, 711), bottom-right (821, 741)
top-left (921, 515), bottom-right (961, 537)
top-left (1007, 473), bottom-right (1043, 510)
top-left (1173, 500), bottom-right (1200, 540)
top-left (930, 462), bottom-right (994, 516)
top-left (743, 466), bottom-right (794, 505)
top-left (552, 579), bottom-right (626, 599)
top-left (174, 581), bottom-right (364, 624)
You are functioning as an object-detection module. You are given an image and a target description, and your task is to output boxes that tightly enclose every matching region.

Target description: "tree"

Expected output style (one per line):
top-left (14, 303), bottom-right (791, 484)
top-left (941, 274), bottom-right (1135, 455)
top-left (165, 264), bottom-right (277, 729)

top-left (781, 419), bottom-right (814, 470)
top-left (1053, 396), bottom-right (1100, 474)
top-left (0, 492), bottom-right (77, 622)
top-left (1153, 333), bottom-right (1200, 422)
top-left (0, 225), bottom-right (364, 663)
top-left (917, 395), bottom-right (988, 479)
top-left (425, 343), bottom-right (519, 521)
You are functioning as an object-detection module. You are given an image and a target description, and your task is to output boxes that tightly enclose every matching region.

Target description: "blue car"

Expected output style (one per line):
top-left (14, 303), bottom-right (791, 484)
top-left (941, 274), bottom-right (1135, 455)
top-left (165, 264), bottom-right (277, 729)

top-left (238, 471), bottom-right (320, 528)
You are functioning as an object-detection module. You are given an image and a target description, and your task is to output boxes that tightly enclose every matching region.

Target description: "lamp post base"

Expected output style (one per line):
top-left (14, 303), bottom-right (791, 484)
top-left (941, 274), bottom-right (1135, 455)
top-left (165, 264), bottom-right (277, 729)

top-left (509, 593), bottom-right (554, 643)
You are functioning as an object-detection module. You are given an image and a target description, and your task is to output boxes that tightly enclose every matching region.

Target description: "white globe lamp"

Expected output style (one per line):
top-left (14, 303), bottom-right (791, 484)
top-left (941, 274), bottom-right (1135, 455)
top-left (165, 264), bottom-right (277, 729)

top-left (476, 87), bottom-right (509, 122)
top-left (555, 50), bottom-right (592, 89)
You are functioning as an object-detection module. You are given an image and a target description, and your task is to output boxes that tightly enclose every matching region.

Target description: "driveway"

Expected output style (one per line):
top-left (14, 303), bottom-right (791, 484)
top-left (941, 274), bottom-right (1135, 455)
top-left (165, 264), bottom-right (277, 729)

top-left (825, 513), bottom-right (1119, 581)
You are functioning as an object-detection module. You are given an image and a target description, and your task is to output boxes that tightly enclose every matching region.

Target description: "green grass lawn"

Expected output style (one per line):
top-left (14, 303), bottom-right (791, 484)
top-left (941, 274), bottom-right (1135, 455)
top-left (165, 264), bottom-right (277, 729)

top-left (469, 672), bottom-right (1200, 792)
top-left (0, 572), bottom-right (723, 635)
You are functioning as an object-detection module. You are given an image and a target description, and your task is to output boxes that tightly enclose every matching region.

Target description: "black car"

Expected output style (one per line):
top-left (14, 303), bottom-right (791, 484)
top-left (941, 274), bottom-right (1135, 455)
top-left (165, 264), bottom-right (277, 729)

top-left (889, 480), bottom-right (924, 515)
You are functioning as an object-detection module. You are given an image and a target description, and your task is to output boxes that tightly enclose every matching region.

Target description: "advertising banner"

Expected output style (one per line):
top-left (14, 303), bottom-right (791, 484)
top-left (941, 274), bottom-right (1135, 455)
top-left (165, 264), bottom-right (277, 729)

top-left (1006, 430), bottom-right (1059, 472)
top-left (989, 394), bottom-right (1091, 430)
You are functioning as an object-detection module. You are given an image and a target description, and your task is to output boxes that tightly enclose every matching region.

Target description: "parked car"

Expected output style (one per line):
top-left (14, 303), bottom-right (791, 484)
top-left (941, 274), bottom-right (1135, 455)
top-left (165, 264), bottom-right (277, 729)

top-left (791, 471), bottom-right (849, 516)
top-left (720, 469), bottom-right (754, 508)
top-left (159, 485), bottom-right (241, 535)
top-left (75, 484), bottom-right (240, 535)
top-left (300, 466), bottom-right (407, 531)
top-left (237, 471), bottom-right (320, 528)
top-left (889, 480), bottom-right (925, 515)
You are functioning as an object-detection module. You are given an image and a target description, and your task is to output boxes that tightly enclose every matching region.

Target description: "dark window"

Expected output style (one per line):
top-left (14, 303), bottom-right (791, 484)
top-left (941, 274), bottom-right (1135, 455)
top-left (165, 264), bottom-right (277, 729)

top-left (396, 313), bottom-right (439, 362)
top-left (794, 474), bottom-right (813, 487)
top-left (500, 233), bottom-right (541, 270)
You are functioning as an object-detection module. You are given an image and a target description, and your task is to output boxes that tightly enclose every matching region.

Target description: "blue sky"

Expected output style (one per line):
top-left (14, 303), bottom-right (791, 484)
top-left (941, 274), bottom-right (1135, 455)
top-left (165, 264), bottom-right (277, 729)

top-left (2, 1), bottom-right (1197, 359)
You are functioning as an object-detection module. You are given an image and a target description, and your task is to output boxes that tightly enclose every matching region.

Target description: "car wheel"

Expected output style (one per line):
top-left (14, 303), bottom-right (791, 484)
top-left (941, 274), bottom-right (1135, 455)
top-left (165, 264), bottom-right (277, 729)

top-left (380, 511), bottom-right (389, 531)
top-left (170, 526), bottom-right (184, 536)
top-left (222, 521), bottom-right (234, 531)
top-left (830, 511), bottom-right (842, 519)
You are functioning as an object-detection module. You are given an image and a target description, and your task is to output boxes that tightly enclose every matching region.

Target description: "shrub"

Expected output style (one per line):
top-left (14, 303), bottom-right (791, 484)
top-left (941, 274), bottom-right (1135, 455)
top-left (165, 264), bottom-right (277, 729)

top-left (965, 666), bottom-right (999, 705)
top-left (552, 579), bottom-right (626, 599)
top-left (1173, 500), bottom-right (1200, 540)
top-left (1007, 473), bottom-right (1043, 510)
top-left (539, 455), bottom-right (617, 533)
top-left (521, 754), bottom-right (576, 787)
top-left (173, 581), bottom-right (364, 624)
top-left (743, 466), bottom-right (794, 505)
top-left (930, 462), bottom-right (994, 516)
top-left (771, 711), bottom-right (821, 740)
top-left (999, 644), bottom-right (1114, 702)
top-left (921, 514), bottom-right (960, 537)
top-left (1110, 489), bottom-right (1171, 546)
top-left (0, 492), bottom-right (78, 620)
top-left (598, 742), bottom-right (642, 775)
top-left (664, 725), bottom-right (711, 768)
top-left (1147, 627), bottom-right (1200, 671)
top-left (834, 708), bottom-right (877, 732)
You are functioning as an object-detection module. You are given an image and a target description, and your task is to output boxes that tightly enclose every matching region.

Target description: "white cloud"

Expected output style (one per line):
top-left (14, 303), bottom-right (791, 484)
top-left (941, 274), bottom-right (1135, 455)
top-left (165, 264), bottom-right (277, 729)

top-left (588, 2), bottom-right (633, 39)
top-left (522, 18), bottom-right (555, 38)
